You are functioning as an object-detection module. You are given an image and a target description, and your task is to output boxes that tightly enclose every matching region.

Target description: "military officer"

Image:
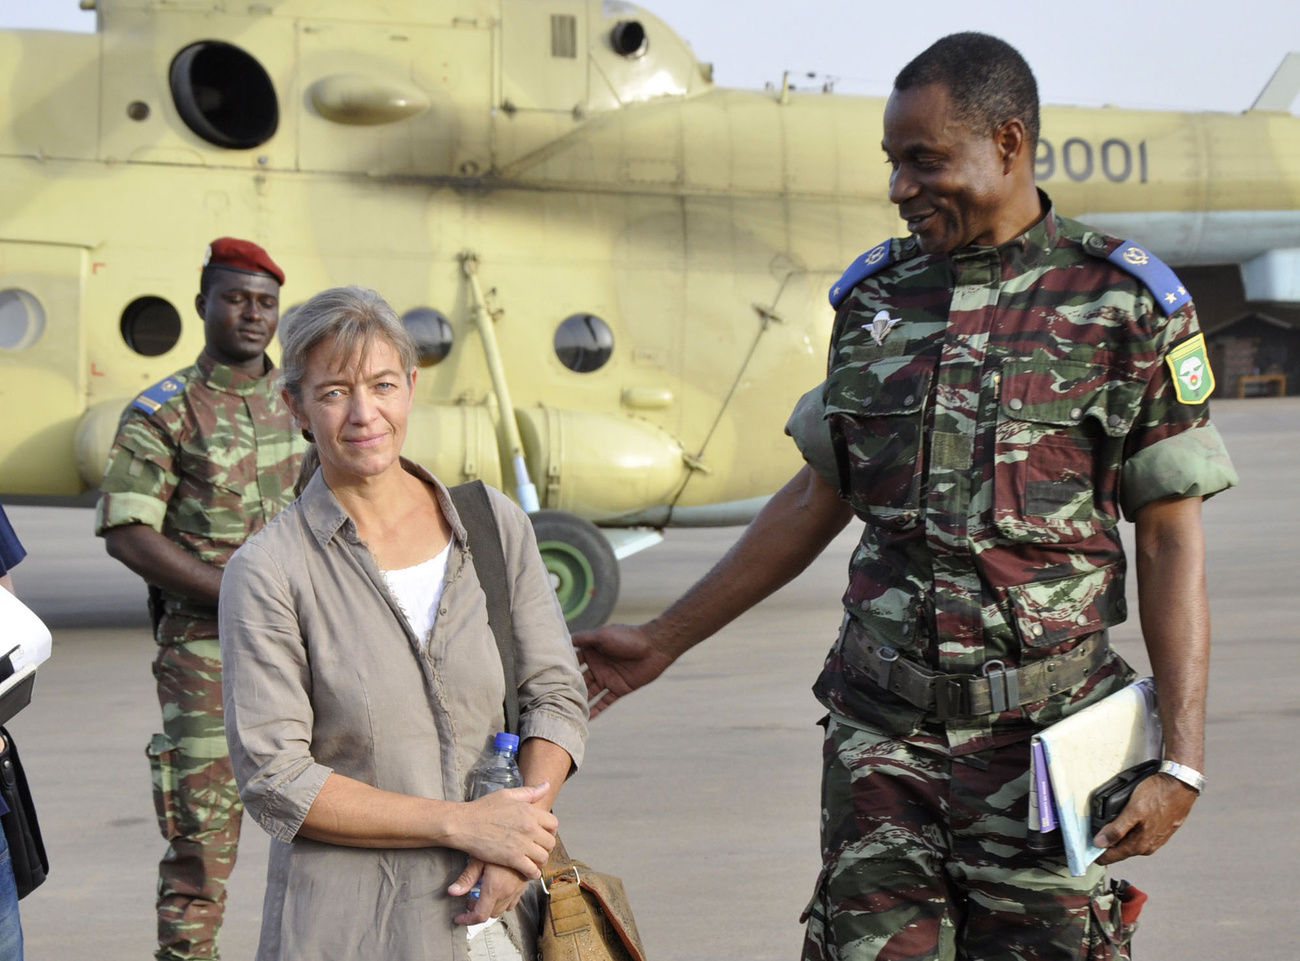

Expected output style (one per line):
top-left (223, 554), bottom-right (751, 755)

top-left (575, 33), bottom-right (1237, 961)
top-left (96, 238), bottom-right (303, 961)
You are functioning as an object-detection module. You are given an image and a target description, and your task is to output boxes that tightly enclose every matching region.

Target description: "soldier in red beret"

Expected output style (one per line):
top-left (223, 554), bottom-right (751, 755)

top-left (96, 238), bottom-right (304, 961)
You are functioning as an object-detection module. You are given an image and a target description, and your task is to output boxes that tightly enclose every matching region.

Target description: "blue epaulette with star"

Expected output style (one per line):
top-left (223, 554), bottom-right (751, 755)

top-left (1096, 238), bottom-right (1192, 316)
top-left (130, 374), bottom-right (187, 416)
top-left (829, 240), bottom-right (896, 310)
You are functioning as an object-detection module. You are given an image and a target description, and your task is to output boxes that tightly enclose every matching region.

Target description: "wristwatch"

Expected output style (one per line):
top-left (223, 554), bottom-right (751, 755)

top-left (1157, 760), bottom-right (1207, 794)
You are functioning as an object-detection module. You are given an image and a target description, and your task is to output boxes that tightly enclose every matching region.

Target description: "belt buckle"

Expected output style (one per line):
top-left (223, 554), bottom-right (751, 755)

top-left (932, 675), bottom-right (970, 721)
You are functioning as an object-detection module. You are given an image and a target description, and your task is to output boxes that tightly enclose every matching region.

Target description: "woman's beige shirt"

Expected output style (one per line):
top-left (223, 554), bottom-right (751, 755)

top-left (219, 463), bottom-right (588, 961)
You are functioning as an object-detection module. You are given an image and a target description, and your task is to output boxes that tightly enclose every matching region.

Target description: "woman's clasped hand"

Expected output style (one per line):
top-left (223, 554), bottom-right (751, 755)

top-left (447, 781), bottom-right (557, 924)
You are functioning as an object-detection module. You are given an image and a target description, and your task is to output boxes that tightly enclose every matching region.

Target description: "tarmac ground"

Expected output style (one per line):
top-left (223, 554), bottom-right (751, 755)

top-left (2, 396), bottom-right (1297, 959)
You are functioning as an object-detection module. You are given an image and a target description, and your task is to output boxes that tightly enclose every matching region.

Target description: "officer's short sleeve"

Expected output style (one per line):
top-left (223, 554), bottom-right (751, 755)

top-left (785, 383), bottom-right (839, 489)
top-left (1120, 298), bottom-right (1238, 519)
top-left (0, 505), bottom-right (26, 575)
top-left (94, 411), bottom-right (179, 536)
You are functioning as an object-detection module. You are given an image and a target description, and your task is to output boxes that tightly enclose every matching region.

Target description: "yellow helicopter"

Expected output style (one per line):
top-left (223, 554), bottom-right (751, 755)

top-left (1, 0), bottom-right (1297, 626)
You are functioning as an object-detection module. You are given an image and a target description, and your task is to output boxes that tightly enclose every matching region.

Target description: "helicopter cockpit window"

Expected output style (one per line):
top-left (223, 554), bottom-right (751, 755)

top-left (121, 296), bottom-right (182, 357)
top-left (402, 308), bottom-right (455, 367)
top-left (170, 41), bottom-right (279, 149)
top-left (0, 289), bottom-right (45, 351)
top-left (554, 314), bottom-right (614, 373)
top-left (610, 20), bottom-right (648, 59)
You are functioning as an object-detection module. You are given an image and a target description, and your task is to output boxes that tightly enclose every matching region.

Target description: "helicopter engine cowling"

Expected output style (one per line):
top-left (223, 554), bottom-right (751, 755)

top-left (402, 402), bottom-right (505, 493)
top-left (514, 405), bottom-right (687, 525)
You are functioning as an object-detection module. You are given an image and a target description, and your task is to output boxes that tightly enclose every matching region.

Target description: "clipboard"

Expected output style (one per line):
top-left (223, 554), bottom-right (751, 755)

top-left (1027, 676), bottom-right (1162, 876)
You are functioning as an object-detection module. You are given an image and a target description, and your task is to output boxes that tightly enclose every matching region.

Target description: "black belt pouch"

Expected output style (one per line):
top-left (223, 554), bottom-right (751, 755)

top-left (0, 726), bottom-right (48, 898)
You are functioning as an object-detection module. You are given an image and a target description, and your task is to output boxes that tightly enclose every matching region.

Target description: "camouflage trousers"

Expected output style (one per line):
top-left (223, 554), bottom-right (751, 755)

top-left (147, 622), bottom-right (242, 961)
top-left (800, 716), bottom-right (1137, 961)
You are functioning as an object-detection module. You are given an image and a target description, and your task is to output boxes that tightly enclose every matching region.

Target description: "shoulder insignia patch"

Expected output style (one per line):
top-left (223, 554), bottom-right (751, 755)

top-left (1165, 332), bottom-right (1215, 404)
top-left (131, 375), bottom-right (186, 416)
top-left (1090, 237), bottom-right (1192, 316)
top-left (829, 240), bottom-right (897, 310)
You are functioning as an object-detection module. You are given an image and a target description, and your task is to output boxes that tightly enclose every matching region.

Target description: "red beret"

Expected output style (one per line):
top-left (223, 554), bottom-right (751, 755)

top-left (203, 237), bottom-right (285, 286)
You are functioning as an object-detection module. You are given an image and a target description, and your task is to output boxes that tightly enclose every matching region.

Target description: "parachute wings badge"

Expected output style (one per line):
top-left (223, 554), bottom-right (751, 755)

top-left (865, 309), bottom-right (901, 346)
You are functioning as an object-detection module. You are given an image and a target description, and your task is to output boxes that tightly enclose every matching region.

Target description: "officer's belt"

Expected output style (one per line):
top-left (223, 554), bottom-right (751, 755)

top-left (841, 617), bottom-right (1110, 721)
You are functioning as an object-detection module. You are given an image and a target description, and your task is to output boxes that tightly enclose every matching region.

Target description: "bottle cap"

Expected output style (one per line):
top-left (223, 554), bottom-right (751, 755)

top-left (493, 732), bottom-right (520, 752)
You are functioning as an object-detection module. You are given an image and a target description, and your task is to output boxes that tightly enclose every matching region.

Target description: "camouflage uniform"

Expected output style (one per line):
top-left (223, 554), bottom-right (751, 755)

top-left (95, 352), bottom-right (303, 961)
top-left (787, 198), bottom-right (1237, 960)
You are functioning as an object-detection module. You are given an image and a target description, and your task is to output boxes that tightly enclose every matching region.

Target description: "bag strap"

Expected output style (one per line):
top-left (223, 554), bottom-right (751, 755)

top-left (449, 483), bottom-right (580, 880)
top-left (542, 834), bottom-right (576, 879)
top-left (448, 481), bottom-right (520, 737)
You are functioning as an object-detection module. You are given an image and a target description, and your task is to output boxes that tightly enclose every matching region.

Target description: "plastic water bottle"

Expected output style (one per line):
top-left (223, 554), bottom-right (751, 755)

top-left (468, 732), bottom-right (523, 800)
top-left (466, 732), bottom-right (523, 920)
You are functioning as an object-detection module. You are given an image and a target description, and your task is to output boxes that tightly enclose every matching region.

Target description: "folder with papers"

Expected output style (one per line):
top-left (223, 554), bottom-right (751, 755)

top-left (0, 585), bottom-right (53, 725)
top-left (1028, 676), bottom-right (1162, 876)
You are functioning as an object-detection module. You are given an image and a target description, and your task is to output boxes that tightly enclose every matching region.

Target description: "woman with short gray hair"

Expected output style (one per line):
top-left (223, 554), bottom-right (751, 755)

top-left (219, 286), bottom-right (587, 961)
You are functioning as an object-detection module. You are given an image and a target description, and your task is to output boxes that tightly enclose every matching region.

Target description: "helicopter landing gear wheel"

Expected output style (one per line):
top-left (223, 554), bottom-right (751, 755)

top-left (528, 510), bottom-right (620, 631)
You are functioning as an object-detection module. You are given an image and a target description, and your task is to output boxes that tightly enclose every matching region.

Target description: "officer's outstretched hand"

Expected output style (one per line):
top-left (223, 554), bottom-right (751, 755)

top-left (572, 623), bottom-right (676, 719)
top-left (1092, 772), bottom-right (1198, 864)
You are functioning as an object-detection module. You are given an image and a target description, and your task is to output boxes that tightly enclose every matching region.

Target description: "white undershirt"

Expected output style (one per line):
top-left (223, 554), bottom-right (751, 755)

top-left (380, 541), bottom-right (452, 651)
top-left (382, 541), bottom-right (503, 937)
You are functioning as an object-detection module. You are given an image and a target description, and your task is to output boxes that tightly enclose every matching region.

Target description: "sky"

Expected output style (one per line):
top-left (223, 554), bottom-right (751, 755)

top-left (0, 0), bottom-right (1297, 113)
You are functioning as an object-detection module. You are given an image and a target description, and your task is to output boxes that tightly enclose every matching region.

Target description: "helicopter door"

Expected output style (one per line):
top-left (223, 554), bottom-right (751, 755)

top-left (0, 242), bottom-right (86, 496)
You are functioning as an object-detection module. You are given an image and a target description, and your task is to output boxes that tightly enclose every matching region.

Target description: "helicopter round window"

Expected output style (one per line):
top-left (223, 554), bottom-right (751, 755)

top-left (170, 41), bottom-right (279, 149)
top-left (121, 296), bottom-right (182, 357)
top-left (610, 20), bottom-right (649, 59)
top-left (0, 289), bottom-right (45, 351)
top-left (402, 308), bottom-right (455, 367)
top-left (554, 314), bottom-right (614, 373)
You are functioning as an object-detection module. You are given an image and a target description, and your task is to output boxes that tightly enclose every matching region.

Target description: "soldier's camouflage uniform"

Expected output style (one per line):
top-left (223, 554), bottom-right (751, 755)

top-left (786, 198), bottom-right (1237, 961)
top-left (95, 352), bottom-right (303, 961)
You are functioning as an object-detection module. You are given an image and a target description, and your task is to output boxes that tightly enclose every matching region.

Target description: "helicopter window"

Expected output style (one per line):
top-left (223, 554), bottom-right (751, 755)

top-left (121, 296), bottom-right (182, 357)
top-left (551, 15), bottom-right (578, 59)
top-left (610, 20), bottom-right (648, 59)
top-left (402, 308), bottom-right (455, 367)
top-left (554, 314), bottom-right (614, 373)
top-left (0, 289), bottom-right (45, 351)
top-left (170, 41), bottom-right (279, 150)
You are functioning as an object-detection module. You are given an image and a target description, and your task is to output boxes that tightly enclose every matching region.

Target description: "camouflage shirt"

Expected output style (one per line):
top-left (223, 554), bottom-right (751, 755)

top-left (788, 201), bottom-right (1237, 755)
top-left (95, 351), bottom-right (304, 624)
